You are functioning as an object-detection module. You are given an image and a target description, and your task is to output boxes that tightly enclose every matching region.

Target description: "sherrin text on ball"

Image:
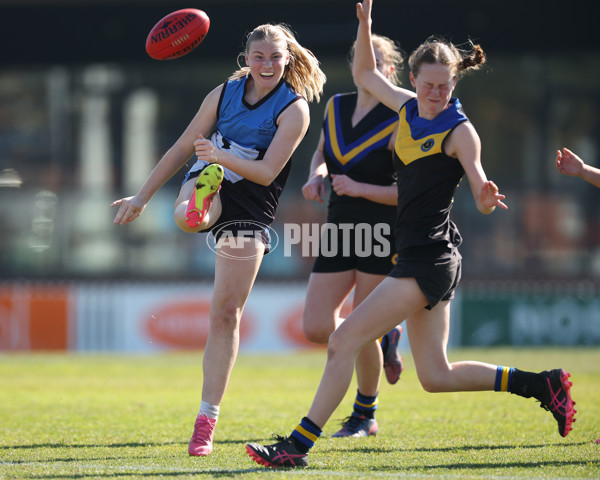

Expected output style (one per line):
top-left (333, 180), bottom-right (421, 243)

top-left (145, 8), bottom-right (210, 60)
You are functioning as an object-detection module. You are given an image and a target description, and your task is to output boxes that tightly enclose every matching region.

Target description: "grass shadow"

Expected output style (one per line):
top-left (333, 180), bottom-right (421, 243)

top-left (12, 468), bottom-right (270, 479)
top-left (339, 440), bottom-right (590, 455)
top-left (0, 441), bottom-right (183, 450)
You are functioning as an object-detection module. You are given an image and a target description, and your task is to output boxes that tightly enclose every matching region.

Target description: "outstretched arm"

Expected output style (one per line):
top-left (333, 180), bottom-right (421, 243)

top-left (556, 147), bottom-right (600, 188)
top-left (111, 84), bottom-right (222, 225)
top-left (353, 0), bottom-right (414, 112)
top-left (449, 122), bottom-right (507, 214)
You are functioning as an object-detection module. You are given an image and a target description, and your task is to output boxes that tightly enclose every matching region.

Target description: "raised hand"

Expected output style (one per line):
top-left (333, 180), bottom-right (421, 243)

top-left (356, 0), bottom-right (373, 23)
top-left (556, 147), bottom-right (584, 178)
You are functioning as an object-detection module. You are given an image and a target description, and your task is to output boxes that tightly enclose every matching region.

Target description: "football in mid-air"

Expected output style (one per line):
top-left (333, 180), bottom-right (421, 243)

top-left (145, 8), bottom-right (210, 60)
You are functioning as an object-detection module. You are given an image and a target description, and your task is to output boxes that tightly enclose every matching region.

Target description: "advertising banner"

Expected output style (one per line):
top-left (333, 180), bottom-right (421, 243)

top-left (0, 281), bottom-right (597, 352)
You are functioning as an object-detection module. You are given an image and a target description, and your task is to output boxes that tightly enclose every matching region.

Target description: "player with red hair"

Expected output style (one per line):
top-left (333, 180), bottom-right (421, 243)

top-left (245, 0), bottom-right (576, 468)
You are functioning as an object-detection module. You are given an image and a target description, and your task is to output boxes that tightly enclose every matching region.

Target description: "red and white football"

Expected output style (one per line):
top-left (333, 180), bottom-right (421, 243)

top-left (145, 8), bottom-right (210, 60)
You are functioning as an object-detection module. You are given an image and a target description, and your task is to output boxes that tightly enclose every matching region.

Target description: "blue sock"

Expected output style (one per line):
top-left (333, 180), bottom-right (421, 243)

top-left (494, 366), bottom-right (515, 392)
top-left (354, 390), bottom-right (378, 419)
top-left (290, 417), bottom-right (321, 454)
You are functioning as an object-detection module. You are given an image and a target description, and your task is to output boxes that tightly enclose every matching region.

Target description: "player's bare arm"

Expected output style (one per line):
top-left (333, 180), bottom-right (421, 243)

top-left (448, 122), bottom-right (507, 214)
top-left (302, 131), bottom-right (328, 203)
top-left (353, 0), bottom-right (414, 112)
top-left (197, 99), bottom-right (310, 186)
top-left (330, 174), bottom-right (397, 205)
top-left (556, 147), bottom-right (600, 188)
top-left (111, 86), bottom-right (222, 225)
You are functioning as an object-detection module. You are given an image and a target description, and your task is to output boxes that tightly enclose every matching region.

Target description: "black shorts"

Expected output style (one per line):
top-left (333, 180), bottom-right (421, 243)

top-left (183, 168), bottom-right (272, 253)
top-left (388, 249), bottom-right (462, 309)
top-left (312, 199), bottom-right (396, 275)
top-left (312, 223), bottom-right (396, 275)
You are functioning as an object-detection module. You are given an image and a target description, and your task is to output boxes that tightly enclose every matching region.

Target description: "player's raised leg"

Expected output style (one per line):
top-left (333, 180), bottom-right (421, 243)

top-left (174, 165), bottom-right (224, 233)
top-left (186, 164), bottom-right (224, 228)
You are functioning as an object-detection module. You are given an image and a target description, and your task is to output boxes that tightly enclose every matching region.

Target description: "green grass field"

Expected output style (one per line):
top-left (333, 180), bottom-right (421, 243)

top-left (1, 348), bottom-right (599, 479)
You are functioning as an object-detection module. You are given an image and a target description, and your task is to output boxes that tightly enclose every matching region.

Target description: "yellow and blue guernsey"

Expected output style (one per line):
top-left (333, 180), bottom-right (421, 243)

top-left (393, 97), bottom-right (468, 258)
top-left (313, 93), bottom-right (398, 274)
top-left (323, 92), bottom-right (398, 212)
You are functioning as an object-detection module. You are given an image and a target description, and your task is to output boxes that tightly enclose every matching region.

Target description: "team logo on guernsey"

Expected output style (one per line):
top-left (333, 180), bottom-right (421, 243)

top-left (421, 139), bottom-right (435, 152)
top-left (258, 117), bottom-right (276, 136)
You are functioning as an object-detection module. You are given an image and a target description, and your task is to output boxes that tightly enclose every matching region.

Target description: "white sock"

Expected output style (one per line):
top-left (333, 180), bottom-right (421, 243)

top-left (199, 401), bottom-right (220, 420)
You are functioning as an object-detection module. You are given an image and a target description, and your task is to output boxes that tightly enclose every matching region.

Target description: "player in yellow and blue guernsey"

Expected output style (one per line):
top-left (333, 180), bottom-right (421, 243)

top-left (391, 94), bottom-right (467, 259)
top-left (246, 0), bottom-right (576, 468)
top-left (300, 34), bottom-right (406, 440)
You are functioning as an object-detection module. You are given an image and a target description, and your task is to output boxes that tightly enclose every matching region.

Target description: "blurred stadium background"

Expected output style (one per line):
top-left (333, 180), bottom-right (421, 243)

top-left (0, 0), bottom-right (599, 352)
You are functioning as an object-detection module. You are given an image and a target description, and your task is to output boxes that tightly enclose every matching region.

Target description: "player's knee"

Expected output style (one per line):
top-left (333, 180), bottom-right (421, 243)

top-left (211, 301), bottom-right (241, 333)
top-left (174, 215), bottom-right (195, 233)
top-left (303, 319), bottom-right (333, 344)
top-left (173, 205), bottom-right (195, 233)
top-left (302, 304), bottom-right (337, 343)
top-left (418, 372), bottom-right (447, 393)
top-left (303, 327), bottom-right (329, 344)
top-left (420, 380), bottom-right (442, 393)
top-left (326, 328), bottom-right (350, 360)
